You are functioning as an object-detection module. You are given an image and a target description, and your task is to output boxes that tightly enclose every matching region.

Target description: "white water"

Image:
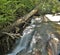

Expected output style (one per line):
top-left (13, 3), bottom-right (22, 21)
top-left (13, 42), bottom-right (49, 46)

top-left (45, 14), bottom-right (60, 24)
top-left (7, 14), bottom-right (60, 55)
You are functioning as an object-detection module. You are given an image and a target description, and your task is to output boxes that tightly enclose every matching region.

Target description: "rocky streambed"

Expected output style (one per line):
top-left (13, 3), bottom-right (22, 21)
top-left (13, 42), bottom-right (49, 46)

top-left (6, 14), bottom-right (60, 55)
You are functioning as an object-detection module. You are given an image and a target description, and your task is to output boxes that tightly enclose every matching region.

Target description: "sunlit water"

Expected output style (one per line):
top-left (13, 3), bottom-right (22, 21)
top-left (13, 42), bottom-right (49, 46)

top-left (7, 15), bottom-right (60, 55)
top-left (45, 14), bottom-right (60, 24)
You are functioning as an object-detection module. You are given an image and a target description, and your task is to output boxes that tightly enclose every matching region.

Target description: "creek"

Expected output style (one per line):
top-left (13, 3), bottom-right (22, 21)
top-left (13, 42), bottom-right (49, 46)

top-left (7, 15), bottom-right (60, 55)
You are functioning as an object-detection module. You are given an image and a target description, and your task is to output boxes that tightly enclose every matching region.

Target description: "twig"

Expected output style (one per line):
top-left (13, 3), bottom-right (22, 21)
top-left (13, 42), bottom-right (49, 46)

top-left (2, 32), bottom-right (21, 39)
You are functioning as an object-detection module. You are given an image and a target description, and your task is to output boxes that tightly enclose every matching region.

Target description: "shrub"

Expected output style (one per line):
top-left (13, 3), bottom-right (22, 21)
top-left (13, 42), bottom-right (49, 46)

top-left (0, 0), bottom-right (60, 29)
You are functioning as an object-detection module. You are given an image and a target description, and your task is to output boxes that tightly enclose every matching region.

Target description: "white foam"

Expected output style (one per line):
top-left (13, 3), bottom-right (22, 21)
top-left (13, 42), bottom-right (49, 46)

top-left (45, 14), bottom-right (60, 21)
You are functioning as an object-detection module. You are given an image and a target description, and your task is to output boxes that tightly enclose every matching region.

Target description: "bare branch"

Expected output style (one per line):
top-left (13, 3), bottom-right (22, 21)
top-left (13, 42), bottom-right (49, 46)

top-left (2, 32), bottom-right (21, 39)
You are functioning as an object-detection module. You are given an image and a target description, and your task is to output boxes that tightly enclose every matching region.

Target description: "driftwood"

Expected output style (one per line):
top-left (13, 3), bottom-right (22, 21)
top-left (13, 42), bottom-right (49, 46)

top-left (0, 4), bottom-right (40, 34)
top-left (2, 32), bottom-right (21, 39)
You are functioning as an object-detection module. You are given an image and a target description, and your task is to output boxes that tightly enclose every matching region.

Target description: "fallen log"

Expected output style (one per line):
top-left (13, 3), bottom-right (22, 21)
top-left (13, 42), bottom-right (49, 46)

top-left (0, 4), bottom-right (40, 34)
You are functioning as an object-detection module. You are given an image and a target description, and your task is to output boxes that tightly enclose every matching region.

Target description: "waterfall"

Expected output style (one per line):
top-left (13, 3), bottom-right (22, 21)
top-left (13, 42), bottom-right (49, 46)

top-left (6, 16), bottom-right (60, 55)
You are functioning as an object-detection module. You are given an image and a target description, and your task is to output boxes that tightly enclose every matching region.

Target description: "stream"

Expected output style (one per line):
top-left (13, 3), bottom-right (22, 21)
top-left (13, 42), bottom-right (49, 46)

top-left (6, 16), bottom-right (60, 55)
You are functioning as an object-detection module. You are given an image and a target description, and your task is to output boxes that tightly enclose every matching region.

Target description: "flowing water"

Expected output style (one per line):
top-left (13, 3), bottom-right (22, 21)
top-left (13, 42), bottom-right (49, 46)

top-left (6, 16), bottom-right (60, 55)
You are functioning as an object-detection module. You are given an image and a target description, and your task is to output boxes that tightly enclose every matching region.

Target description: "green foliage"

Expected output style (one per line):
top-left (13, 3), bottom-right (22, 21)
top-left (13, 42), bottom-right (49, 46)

top-left (38, 0), bottom-right (60, 14)
top-left (0, 0), bottom-right (60, 29)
